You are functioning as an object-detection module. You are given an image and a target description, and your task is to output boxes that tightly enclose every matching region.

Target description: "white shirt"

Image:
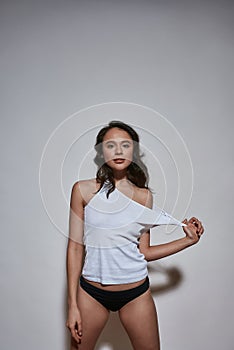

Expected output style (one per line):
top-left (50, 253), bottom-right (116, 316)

top-left (82, 182), bottom-right (186, 284)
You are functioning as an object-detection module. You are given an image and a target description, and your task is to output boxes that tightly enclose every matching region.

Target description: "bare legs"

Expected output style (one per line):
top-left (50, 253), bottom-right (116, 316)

top-left (70, 286), bottom-right (160, 350)
top-left (118, 289), bottom-right (160, 350)
top-left (70, 285), bottom-right (110, 350)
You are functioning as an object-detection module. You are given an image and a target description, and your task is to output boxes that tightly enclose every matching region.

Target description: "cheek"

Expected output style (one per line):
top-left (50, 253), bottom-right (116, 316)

top-left (103, 148), bottom-right (114, 160)
top-left (125, 148), bottom-right (133, 161)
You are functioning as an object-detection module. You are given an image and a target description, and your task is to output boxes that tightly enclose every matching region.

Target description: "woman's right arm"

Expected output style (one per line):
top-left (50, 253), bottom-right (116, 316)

top-left (66, 181), bottom-right (85, 344)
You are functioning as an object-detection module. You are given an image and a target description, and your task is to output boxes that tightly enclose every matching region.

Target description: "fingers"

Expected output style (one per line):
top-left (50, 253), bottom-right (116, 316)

top-left (72, 322), bottom-right (82, 344)
top-left (77, 320), bottom-right (83, 339)
top-left (188, 217), bottom-right (204, 239)
top-left (66, 320), bottom-right (82, 344)
top-left (198, 225), bottom-right (204, 238)
top-left (182, 218), bottom-right (188, 227)
top-left (188, 217), bottom-right (201, 230)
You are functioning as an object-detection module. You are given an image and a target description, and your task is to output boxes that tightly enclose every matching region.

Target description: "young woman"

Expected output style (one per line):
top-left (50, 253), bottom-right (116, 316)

top-left (66, 121), bottom-right (204, 350)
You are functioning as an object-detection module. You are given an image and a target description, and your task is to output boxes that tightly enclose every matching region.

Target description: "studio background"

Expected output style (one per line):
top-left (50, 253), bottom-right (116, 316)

top-left (1, 1), bottom-right (233, 349)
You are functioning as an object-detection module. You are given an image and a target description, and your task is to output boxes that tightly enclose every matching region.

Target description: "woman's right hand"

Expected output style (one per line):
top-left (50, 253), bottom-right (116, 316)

top-left (66, 304), bottom-right (83, 344)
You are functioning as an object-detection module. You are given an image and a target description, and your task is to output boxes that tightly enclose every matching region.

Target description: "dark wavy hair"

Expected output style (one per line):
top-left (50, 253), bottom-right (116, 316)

top-left (94, 120), bottom-right (150, 197)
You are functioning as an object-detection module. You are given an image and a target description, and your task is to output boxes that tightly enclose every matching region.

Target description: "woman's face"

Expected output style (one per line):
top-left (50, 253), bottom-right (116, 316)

top-left (102, 127), bottom-right (134, 171)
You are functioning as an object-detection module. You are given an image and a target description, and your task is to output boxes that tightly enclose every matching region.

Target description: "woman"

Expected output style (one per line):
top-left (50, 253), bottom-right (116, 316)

top-left (66, 121), bottom-right (204, 350)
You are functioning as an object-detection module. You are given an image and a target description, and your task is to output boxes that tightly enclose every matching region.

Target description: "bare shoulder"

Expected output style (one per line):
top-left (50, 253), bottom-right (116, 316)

top-left (71, 178), bottom-right (100, 206)
top-left (135, 187), bottom-right (153, 209)
top-left (73, 178), bottom-right (96, 189)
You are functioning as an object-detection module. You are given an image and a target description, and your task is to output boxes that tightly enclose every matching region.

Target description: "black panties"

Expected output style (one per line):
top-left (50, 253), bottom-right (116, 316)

top-left (79, 275), bottom-right (149, 312)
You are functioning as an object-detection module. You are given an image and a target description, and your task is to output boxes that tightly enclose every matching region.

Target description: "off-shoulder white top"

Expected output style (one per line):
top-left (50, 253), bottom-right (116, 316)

top-left (82, 182), bottom-right (186, 284)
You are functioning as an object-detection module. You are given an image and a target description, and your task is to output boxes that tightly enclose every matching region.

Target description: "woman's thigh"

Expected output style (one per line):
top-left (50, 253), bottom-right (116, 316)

top-left (118, 289), bottom-right (160, 350)
top-left (70, 285), bottom-right (110, 350)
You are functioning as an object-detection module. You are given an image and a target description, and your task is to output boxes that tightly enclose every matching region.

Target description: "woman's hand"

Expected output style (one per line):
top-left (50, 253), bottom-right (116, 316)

top-left (66, 304), bottom-right (83, 345)
top-left (182, 217), bottom-right (204, 245)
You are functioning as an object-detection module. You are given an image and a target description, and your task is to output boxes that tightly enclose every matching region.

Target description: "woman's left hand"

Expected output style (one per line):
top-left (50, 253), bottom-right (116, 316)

top-left (182, 217), bottom-right (204, 245)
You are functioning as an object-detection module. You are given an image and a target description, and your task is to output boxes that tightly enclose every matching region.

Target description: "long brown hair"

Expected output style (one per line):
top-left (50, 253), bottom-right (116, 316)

top-left (94, 121), bottom-right (150, 197)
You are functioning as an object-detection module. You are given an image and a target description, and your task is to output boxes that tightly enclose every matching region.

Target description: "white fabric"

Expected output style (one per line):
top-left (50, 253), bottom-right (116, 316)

top-left (82, 243), bottom-right (148, 284)
top-left (82, 183), bottom-right (186, 284)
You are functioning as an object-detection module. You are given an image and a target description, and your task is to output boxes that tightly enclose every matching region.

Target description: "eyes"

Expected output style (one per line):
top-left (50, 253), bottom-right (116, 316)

top-left (104, 142), bottom-right (132, 150)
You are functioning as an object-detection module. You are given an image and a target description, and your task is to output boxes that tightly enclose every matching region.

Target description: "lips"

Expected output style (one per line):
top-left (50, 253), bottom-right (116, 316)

top-left (113, 158), bottom-right (125, 163)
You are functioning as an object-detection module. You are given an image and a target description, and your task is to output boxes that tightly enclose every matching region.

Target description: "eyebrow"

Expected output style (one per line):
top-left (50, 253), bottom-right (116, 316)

top-left (104, 139), bottom-right (133, 143)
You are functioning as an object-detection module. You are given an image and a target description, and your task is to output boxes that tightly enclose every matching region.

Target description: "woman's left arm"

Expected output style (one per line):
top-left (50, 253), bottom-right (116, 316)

top-left (139, 217), bottom-right (205, 262)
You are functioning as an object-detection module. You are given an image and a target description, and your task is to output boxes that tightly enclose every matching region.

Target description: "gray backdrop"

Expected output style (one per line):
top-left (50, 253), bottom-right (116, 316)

top-left (1, 0), bottom-right (234, 349)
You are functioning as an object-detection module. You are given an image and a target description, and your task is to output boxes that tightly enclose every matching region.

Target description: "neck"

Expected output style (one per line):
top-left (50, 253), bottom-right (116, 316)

top-left (112, 170), bottom-right (128, 183)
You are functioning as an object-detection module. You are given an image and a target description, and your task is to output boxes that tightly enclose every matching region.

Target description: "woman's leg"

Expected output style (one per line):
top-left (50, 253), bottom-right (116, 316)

top-left (118, 289), bottom-right (160, 350)
top-left (70, 284), bottom-right (110, 350)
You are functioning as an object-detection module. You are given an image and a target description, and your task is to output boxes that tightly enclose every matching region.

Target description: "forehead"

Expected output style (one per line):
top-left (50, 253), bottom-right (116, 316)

top-left (103, 127), bottom-right (132, 141)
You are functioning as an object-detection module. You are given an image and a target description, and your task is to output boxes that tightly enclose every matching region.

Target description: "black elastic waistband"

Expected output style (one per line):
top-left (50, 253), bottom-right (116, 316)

top-left (80, 275), bottom-right (149, 297)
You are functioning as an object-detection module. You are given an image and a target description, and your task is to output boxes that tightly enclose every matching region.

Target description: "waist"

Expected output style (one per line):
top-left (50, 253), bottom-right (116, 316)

top-left (81, 275), bottom-right (148, 291)
top-left (82, 243), bottom-right (148, 285)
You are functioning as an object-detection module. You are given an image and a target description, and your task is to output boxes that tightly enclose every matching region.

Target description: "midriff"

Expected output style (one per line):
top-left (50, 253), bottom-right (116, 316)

top-left (81, 276), bottom-right (147, 291)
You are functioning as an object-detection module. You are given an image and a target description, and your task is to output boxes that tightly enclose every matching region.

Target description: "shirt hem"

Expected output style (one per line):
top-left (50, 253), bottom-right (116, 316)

top-left (81, 271), bottom-right (148, 285)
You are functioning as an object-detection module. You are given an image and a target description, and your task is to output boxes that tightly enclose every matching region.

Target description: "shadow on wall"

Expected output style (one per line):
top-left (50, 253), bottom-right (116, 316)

top-left (64, 263), bottom-right (183, 350)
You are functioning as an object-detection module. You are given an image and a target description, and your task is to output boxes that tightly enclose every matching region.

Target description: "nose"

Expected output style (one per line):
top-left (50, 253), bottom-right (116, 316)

top-left (115, 144), bottom-right (123, 155)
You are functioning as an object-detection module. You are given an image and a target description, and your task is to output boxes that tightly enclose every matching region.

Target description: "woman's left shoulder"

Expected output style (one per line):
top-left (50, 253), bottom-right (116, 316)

top-left (136, 187), bottom-right (153, 208)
